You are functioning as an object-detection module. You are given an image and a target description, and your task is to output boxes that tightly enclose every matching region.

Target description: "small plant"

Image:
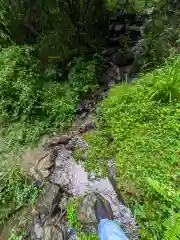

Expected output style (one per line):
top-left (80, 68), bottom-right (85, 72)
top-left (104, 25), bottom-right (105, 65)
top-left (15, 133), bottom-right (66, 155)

top-left (9, 228), bottom-right (27, 240)
top-left (66, 198), bottom-right (81, 230)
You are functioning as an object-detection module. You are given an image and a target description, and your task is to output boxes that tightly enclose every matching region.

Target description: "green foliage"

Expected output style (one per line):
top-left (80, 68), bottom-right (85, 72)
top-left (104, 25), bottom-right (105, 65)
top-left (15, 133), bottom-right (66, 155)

top-left (0, 45), bottom-right (102, 147)
top-left (83, 55), bottom-right (180, 239)
top-left (0, 165), bottom-right (38, 225)
top-left (163, 213), bottom-right (180, 240)
top-left (138, 2), bottom-right (180, 69)
top-left (106, 0), bottom-right (118, 9)
top-left (0, 0), bottom-right (108, 64)
top-left (66, 198), bottom-right (80, 230)
top-left (9, 229), bottom-right (27, 240)
top-left (83, 131), bottom-right (113, 176)
top-left (78, 233), bottom-right (99, 240)
top-left (144, 54), bottom-right (180, 102)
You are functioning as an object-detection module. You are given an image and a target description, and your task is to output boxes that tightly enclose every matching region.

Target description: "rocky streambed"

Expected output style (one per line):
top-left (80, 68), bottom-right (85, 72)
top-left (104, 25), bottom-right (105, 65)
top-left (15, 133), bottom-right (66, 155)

top-left (1, 11), bottom-right (147, 239)
top-left (20, 117), bottom-right (139, 240)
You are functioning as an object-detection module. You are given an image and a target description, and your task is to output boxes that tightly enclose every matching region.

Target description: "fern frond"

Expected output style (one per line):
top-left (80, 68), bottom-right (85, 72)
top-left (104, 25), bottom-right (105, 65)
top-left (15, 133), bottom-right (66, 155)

top-left (163, 213), bottom-right (180, 240)
top-left (147, 178), bottom-right (180, 204)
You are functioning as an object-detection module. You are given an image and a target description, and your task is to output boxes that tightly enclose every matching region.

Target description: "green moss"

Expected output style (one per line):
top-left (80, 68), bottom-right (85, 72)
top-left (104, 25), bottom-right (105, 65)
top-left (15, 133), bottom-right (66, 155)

top-left (83, 55), bottom-right (180, 239)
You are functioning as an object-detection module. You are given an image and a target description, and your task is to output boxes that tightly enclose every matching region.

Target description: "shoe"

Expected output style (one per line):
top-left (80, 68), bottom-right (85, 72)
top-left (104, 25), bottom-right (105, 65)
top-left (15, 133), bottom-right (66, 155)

top-left (95, 197), bottom-right (113, 222)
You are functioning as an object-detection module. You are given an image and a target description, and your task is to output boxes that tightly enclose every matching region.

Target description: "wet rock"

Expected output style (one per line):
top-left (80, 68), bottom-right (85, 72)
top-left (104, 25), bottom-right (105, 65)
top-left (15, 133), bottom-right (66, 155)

top-left (49, 168), bottom-right (70, 190)
top-left (30, 134), bottom-right (138, 238)
top-left (34, 223), bottom-right (43, 239)
top-left (35, 183), bottom-right (62, 219)
top-left (65, 141), bottom-right (75, 150)
top-left (39, 151), bottom-right (56, 169)
top-left (78, 111), bottom-right (88, 120)
top-left (49, 149), bottom-right (72, 189)
top-left (88, 172), bottom-right (96, 181)
top-left (100, 66), bottom-right (121, 87)
top-left (78, 122), bottom-right (96, 134)
top-left (102, 48), bottom-right (118, 56)
top-left (77, 193), bottom-right (113, 224)
top-left (119, 64), bottom-right (134, 82)
top-left (110, 50), bottom-right (134, 66)
top-left (42, 219), bottom-right (67, 240)
top-left (132, 38), bottom-right (146, 58)
top-left (46, 135), bottom-right (70, 148)
top-left (29, 150), bottom-right (57, 179)
top-left (76, 100), bottom-right (93, 119)
top-left (68, 136), bottom-right (88, 150)
top-left (93, 91), bottom-right (104, 103)
top-left (41, 170), bottom-right (50, 179)
top-left (55, 149), bottom-right (72, 167)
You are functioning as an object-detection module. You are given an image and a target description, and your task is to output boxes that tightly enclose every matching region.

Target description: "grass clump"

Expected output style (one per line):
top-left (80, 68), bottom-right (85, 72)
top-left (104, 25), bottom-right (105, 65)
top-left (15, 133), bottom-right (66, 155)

top-left (0, 45), bottom-right (102, 147)
top-left (83, 55), bottom-right (180, 239)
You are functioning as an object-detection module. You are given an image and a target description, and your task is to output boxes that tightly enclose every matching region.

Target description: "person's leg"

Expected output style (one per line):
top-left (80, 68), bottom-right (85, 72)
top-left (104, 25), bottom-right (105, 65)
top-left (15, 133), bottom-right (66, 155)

top-left (98, 219), bottom-right (128, 240)
top-left (95, 198), bottom-right (129, 240)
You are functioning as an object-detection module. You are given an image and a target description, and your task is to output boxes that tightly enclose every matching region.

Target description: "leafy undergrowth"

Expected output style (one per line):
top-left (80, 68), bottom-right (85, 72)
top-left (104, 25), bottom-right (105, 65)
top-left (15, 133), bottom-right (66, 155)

top-left (82, 55), bottom-right (180, 239)
top-left (0, 45), bottom-right (102, 148)
top-left (0, 45), bottom-right (102, 237)
top-left (0, 164), bottom-right (38, 226)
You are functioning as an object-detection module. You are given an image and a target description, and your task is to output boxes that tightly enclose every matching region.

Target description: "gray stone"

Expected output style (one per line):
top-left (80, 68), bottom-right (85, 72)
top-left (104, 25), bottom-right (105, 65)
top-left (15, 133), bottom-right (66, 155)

top-left (65, 141), bottom-right (75, 150)
top-left (55, 149), bottom-right (72, 167)
top-left (114, 24), bottom-right (124, 31)
top-left (35, 183), bottom-right (62, 217)
top-left (46, 135), bottom-right (70, 148)
top-left (69, 136), bottom-right (88, 149)
top-left (30, 167), bottom-right (43, 181)
top-left (111, 50), bottom-right (134, 66)
top-left (42, 219), bottom-right (67, 240)
top-left (76, 193), bottom-right (113, 224)
top-left (101, 66), bottom-right (121, 86)
top-left (49, 168), bottom-right (70, 190)
top-left (78, 122), bottom-right (96, 134)
top-left (38, 151), bottom-right (56, 170)
top-left (34, 223), bottom-right (43, 239)
top-left (88, 172), bottom-right (96, 181)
